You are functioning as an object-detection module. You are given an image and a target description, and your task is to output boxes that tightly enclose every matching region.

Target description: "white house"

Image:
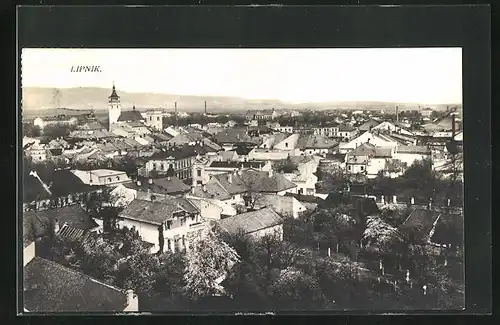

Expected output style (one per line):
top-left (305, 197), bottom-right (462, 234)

top-left (117, 198), bottom-right (204, 254)
top-left (254, 194), bottom-right (307, 219)
top-left (339, 131), bottom-right (398, 154)
top-left (273, 133), bottom-right (300, 151)
top-left (372, 121), bottom-right (414, 136)
top-left (394, 145), bottom-right (432, 167)
top-left (71, 169), bottom-right (131, 186)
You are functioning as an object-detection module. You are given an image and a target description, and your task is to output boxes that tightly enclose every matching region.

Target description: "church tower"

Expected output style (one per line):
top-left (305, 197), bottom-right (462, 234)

top-left (108, 83), bottom-right (121, 130)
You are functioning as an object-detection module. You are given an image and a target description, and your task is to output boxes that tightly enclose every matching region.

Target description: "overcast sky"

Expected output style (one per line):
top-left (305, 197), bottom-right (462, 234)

top-left (21, 48), bottom-right (462, 104)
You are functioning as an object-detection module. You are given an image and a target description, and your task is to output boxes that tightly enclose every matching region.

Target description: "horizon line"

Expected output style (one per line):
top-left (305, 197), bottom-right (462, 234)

top-left (21, 85), bottom-right (462, 106)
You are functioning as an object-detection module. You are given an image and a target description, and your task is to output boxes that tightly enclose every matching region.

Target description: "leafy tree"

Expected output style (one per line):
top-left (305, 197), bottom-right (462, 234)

top-left (184, 222), bottom-right (241, 300)
top-left (269, 266), bottom-right (328, 310)
top-left (23, 123), bottom-right (41, 137)
top-left (78, 234), bottom-right (121, 284)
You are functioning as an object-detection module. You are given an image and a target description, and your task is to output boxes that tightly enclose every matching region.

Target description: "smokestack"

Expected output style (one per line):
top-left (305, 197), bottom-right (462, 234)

top-left (451, 112), bottom-right (456, 138)
top-left (204, 101), bottom-right (207, 115)
top-left (396, 106), bottom-right (399, 122)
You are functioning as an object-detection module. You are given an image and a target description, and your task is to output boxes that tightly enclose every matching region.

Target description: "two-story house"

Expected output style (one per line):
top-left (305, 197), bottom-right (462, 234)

top-left (117, 197), bottom-right (204, 254)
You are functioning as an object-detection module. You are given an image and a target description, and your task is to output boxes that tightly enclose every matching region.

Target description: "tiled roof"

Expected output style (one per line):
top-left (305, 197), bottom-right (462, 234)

top-left (358, 119), bottom-right (380, 131)
top-left (396, 145), bottom-right (431, 155)
top-left (297, 134), bottom-right (338, 149)
top-left (24, 205), bottom-right (98, 231)
top-left (213, 173), bottom-right (249, 195)
top-left (119, 198), bottom-right (197, 225)
top-left (123, 176), bottom-right (190, 195)
top-left (348, 143), bottom-right (377, 156)
top-left (213, 128), bottom-right (252, 144)
top-left (24, 257), bottom-right (128, 312)
top-left (402, 208), bottom-right (441, 235)
top-left (191, 182), bottom-right (231, 201)
top-left (218, 207), bottom-right (283, 235)
top-left (117, 110), bottom-right (144, 122)
top-left (284, 192), bottom-right (324, 204)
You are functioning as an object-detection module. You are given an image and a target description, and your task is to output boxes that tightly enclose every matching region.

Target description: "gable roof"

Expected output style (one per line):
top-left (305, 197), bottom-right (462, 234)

top-left (23, 205), bottom-right (98, 238)
top-left (123, 176), bottom-right (190, 195)
top-left (238, 170), bottom-right (297, 193)
top-left (191, 182), bottom-right (232, 201)
top-left (218, 207), bottom-right (283, 235)
top-left (24, 257), bottom-right (128, 312)
top-left (119, 198), bottom-right (198, 225)
top-left (402, 208), bottom-right (442, 235)
top-left (117, 110), bottom-right (144, 122)
top-left (358, 119), bottom-right (381, 131)
top-left (214, 128), bottom-right (252, 144)
top-left (297, 134), bottom-right (338, 149)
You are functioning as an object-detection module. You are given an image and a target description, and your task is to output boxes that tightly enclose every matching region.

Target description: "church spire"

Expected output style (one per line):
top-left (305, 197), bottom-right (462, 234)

top-left (109, 82), bottom-right (120, 100)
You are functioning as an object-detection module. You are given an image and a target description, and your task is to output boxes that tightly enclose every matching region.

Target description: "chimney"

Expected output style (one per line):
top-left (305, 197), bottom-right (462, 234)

top-left (268, 169), bottom-right (274, 177)
top-left (137, 180), bottom-right (142, 187)
top-left (227, 173), bottom-right (232, 183)
top-left (125, 289), bottom-right (138, 311)
top-left (148, 178), bottom-right (153, 185)
top-left (410, 197), bottom-right (415, 205)
top-left (167, 176), bottom-right (171, 181)
top-left (451, 112), bottom-right (456, 138)
top-left (392, 195), bottom-right (397, 204)
top-left (191, 186), bottom-right (195, 194)
top-left (202, 184), bottom-right (207, 192)
top-left (381, 196), bottom-right (385, 204)
top-left (428, 198), bottom-right (433, 210)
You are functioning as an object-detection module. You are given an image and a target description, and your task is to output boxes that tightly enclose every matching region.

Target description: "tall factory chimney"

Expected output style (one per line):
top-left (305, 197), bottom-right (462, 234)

top-left (174, 102), bottom-right (178, 126)
top-left (451, 111), bottom-right (456, 138)
top-left (204, 101), bottom-right (207, 115)
top-left (396, 106), bottom-right (399, 122)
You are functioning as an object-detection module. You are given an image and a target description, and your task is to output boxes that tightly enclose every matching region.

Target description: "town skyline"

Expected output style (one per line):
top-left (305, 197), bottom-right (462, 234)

top-left (21, 48), bottom-right (462, 105)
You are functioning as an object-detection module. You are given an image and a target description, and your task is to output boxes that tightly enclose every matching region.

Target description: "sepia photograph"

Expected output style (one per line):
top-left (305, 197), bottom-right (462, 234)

top-left (20, 47), bottom-right (465, 313)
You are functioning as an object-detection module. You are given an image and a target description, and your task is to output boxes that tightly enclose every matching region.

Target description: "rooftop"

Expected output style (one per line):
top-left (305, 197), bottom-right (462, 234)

top-left (24, 257), bottom-right (128, 312)
top-left (218, 207), bottom-right (283, 235)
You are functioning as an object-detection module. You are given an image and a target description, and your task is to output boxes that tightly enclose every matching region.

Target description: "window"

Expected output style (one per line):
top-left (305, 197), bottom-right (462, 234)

top-left (116, 176), bottom-right (120, 180)
top-left (360, 166), bottom-right (364, 171)
top-left (166, 221), bottom-right (172, 230)
top-left (169, 163), bottom-right (174, 169)
top-left (197, 180), bottom-right (203, 185)
top-left (161, 164), bottom-right (164, 170)
top-left (348, 165), bottom-right (352, 171)
top-left (167, 239), bottom-right (171, 250)
top-left (197, 169), bottom-right (202, 177)
top-left (285, 142), bottom-right (288, 148)
top-left (157, 116), bottom-right (160, 121)
top-left (108, 177), bottom-right (112, 182)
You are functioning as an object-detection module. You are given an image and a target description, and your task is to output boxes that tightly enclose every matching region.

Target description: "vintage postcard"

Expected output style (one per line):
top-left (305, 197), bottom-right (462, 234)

top-left (20, 48), bottom-right (464, 313)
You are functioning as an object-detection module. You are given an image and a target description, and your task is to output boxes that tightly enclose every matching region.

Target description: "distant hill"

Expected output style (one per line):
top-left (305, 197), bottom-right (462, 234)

top-left (20, 86), bottom-right (460, 114)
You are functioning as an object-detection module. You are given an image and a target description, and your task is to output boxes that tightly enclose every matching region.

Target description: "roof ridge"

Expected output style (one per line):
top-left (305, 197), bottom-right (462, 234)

top-left (33, 257), bottom-right (127, 294)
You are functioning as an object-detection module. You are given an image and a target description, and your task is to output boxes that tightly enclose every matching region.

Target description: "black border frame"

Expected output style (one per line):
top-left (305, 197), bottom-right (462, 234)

top-left (14, 4), bottom-right (491, 317)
